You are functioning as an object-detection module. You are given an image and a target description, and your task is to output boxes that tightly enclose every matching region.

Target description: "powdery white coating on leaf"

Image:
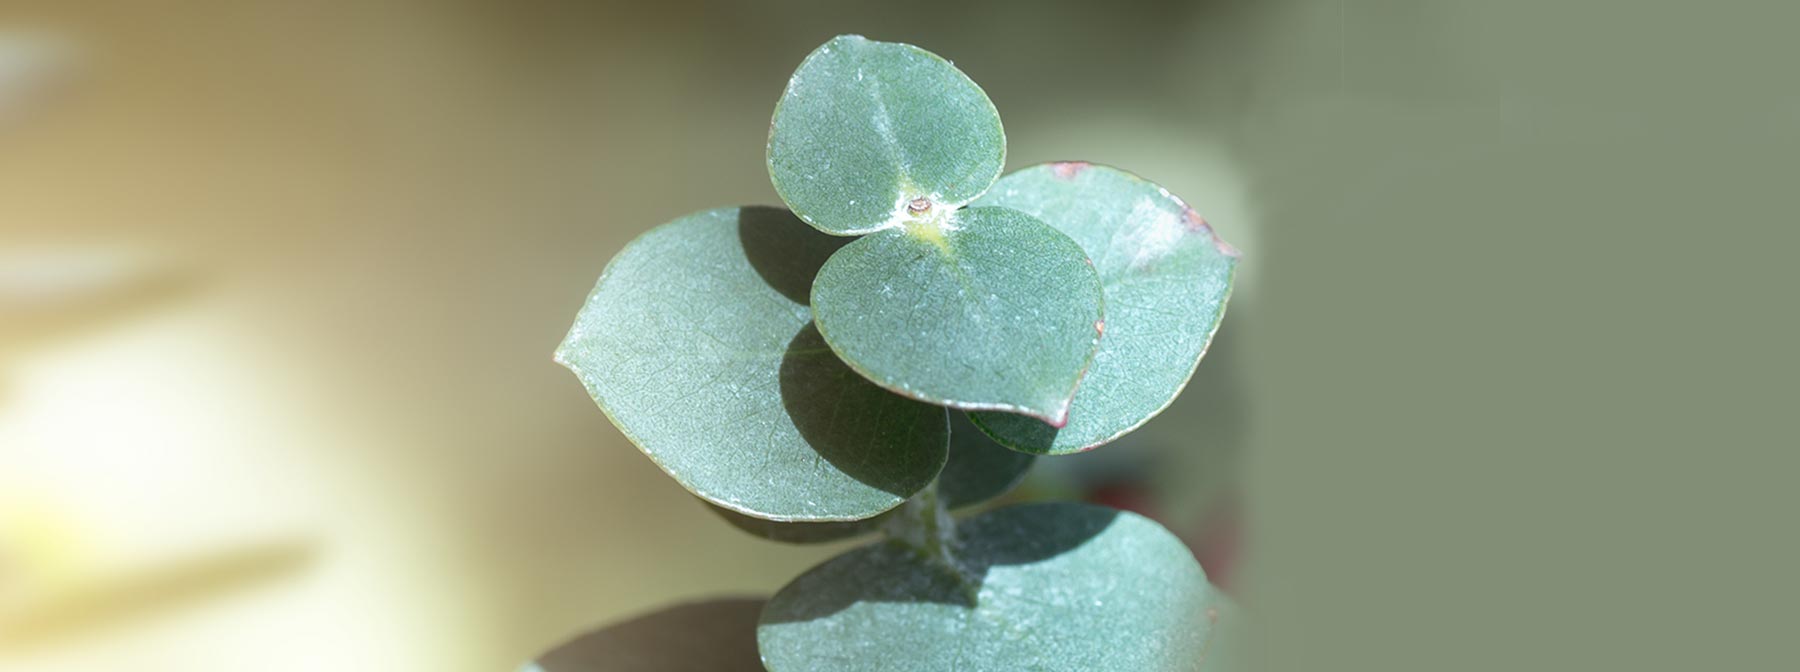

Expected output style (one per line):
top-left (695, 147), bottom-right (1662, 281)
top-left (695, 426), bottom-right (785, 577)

top-left (768, 35), bottom-right (1006, 236)
top-left (556, 207), bottom-right (949, 522)
top-left (968, 163), bottom-right (1238, 455)
top-left (757, 502), bottom-right (1224, 671)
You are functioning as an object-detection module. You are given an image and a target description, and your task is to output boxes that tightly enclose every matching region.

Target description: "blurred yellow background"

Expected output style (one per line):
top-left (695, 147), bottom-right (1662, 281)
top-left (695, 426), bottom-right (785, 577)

top-left (1, 1), bottom-right (1264, 669)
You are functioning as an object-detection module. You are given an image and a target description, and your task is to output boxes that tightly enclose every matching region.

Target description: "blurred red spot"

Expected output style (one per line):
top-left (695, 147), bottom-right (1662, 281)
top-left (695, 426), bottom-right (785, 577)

top-left (1088, 482), bottom-right (1155, 518)
top-left (1182, 208), bottom-right (1209, 232)
top-left (1182, 207), bottom-right (1242, 257)
top-left (1050, 161), bottom-right (1090, 180)
top-left (1190, 497), bottom-right (1242, 589)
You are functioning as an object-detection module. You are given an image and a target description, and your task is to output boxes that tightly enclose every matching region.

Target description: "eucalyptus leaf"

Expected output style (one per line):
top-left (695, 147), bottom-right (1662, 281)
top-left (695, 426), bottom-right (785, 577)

top-left (768, 35), bottom-right (1006, 235)
top-left (521, 598), bottom-right (765, 672)
top-left (757, 502), bottom-right (1222, 671)
top-left (556, 207), bottom-right (948, 521)
top-left (810, 206), bottom-right (1104, 427)
top-left (704, 414), bottom-right (1029, 543)
top-left (939, 412), bottom-right (1034, 509)
top-left (970, 163), bottom-right (1239, 454)
top-left (706, 500), bottom-right (892, 545)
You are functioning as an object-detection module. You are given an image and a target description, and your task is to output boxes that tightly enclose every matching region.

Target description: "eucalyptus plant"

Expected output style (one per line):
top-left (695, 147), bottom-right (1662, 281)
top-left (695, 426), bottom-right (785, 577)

top-left (553, 35), bottom-right (1241, 671)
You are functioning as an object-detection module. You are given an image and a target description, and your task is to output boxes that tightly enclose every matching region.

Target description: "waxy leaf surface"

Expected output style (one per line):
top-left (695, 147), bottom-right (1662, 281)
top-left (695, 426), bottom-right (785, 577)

top-left (706, 413), bottom-right (1030, 544)
top-left (970, 163), bottom-right (1238, 454)
top-left (556, 207), bottom-right (947, 521)
top-left (757, 502), bottom-right (1224, 671)
top-left (768, 35), bottom-right (1005, 235)
top-left (939, 412), bottom-right (1035, 509)
top-left (810, 206), bottom-right (1104, 426)
top-left (707, 501), bottom-right (892, 545)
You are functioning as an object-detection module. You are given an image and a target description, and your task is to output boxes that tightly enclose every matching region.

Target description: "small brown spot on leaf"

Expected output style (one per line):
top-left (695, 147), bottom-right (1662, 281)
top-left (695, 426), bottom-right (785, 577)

top-left (1094, 320), bottom-right (1105, 335)
top-left (1182, 207), bottom-right (1209, 232)
top-left (1182, 207), bottom-right (1242, 258)
top-left (907, 197), bottom-right (931, 213)
top-left (1050, 161), bottom-right (1090, 180)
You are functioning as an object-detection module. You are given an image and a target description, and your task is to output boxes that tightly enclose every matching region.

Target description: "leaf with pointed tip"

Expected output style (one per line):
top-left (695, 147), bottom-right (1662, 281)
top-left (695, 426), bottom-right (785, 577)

top-left (757, 502), bottom-right (1224, 671)
top-left (768, 35), bottom-right (1006, 235)
top-left (521, 598), bottom-right (765, 672)
top-left (810, 206), bottom-right (1104, 427)
top-left (556, 207), bottom-right (948, 522)
top-left (969, 163), bottom-right (1239, 454)
top-left (704, 414), bottom-right (1029, 543)
top-left (939, 412), bottom-right (1034, 509)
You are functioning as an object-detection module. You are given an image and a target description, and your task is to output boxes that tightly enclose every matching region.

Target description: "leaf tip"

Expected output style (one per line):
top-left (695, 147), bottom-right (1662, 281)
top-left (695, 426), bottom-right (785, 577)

top-left (1181, 207), bottom-right (1241, 258)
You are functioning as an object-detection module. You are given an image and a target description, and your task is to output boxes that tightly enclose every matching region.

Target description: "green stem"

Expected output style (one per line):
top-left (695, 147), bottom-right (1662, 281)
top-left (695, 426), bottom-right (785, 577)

top-left (883, 479), bottom-right (958, 569)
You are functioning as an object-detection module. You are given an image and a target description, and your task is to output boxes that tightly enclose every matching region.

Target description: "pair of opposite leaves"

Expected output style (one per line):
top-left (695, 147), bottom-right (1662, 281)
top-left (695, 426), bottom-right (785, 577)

top-left (556, 35), bottom-right (1239, 524)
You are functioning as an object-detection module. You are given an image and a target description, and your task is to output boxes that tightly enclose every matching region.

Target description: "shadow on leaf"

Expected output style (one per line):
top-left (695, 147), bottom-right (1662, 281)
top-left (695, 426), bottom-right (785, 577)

top-left (759, 503), bottom-right (1120, 622)
top-left (525, 597), bottom-right (766, 672)
top-left (779, 323), bottom-right (945, 500)
top-left (736, 206), bottom-right (850, 305)
top-left (939, 412), bottom-right (1035, 509)
top-left (700, 414), bottom-right (1021, 543)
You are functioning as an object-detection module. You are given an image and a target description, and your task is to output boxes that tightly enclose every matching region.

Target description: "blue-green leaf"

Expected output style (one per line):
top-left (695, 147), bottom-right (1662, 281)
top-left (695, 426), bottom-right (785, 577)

top-left (970, 163), bottom-right (1238, 454)
top-left (704, 414), bottom-right (1030, 543)
top-left (939, 412), bottom-right (1034, 509)
top-left (768, 35), bottom-right (1006, 235)
top-left (809, 206), bottom-right (1104, 427)
top-left (556, 207), bottom-right (948, 521)
top-left (757, 502), bottom-right (1224, 671)
top-left (706, 500), bottom-right (892, 545)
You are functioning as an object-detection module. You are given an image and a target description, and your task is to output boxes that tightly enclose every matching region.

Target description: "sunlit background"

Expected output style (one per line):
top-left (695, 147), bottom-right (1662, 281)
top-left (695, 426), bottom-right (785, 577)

top-left (1, 1), bottom-right (1275, 669)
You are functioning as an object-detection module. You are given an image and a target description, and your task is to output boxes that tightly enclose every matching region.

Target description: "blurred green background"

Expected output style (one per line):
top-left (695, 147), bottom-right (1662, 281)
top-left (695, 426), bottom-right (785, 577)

top-left (7, 1), bottom-right (1791, 671)
top-left (1, 1), bottom-right (1265, 669)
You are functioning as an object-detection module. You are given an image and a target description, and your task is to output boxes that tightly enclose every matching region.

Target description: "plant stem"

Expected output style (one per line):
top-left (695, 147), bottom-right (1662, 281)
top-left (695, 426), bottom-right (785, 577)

top-left (882, 479), bottom-right (959, 570)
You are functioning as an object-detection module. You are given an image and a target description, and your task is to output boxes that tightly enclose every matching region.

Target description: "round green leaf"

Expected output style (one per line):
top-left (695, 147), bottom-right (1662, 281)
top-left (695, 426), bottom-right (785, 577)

top-left (556, 207), bottom-right (948, 521)
top-left (768, 35), bottom-right (1006, 235)
top-left (810, 206), bottom-right (1104, 427)
top-left (521, 598), bottom-right (765, 672)
top-left (970, 163), bottom-right (1239, 454)
top-left (757, 502), bottom-right (1223, 671)
top-left (939, 411), bottom-right (1035, 509)
top-left (703, 413), bottom-right (1028, 543)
